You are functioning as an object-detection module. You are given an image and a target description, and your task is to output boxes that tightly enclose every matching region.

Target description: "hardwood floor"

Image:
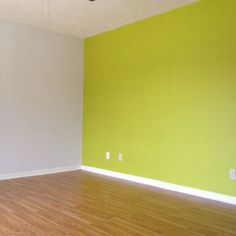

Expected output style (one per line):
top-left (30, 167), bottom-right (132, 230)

top-left (0, 171), bottom-right (235, 236)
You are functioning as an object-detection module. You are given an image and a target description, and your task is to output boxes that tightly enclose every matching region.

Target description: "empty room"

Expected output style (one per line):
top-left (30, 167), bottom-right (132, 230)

top-left (0, 0), bottom-right (236, 235)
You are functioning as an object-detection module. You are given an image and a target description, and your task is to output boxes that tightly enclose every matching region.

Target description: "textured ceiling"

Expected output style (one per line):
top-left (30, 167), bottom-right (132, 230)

top-left (0, 0), bottom-right (198, 38)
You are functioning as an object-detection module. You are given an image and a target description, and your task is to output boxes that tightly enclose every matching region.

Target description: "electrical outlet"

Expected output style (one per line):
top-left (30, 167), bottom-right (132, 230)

top-left (118, 153), bottom-right (123, 162)
top-left (105, 152), bottom-right (110, 160)
top-left (229, 169), bottom-right (236, 180)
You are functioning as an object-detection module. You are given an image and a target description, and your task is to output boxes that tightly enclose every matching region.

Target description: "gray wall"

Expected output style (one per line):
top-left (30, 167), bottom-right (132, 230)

top-left (0, 21), bottom-right (83, 174)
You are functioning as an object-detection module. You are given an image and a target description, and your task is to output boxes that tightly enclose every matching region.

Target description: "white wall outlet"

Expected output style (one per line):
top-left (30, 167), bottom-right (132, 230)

top-left (118, 153), bottom-right (123, 162)
top-left (105, 152), bottom-right (110, 160)
top-left (229, 169), bottom-right (236, 180)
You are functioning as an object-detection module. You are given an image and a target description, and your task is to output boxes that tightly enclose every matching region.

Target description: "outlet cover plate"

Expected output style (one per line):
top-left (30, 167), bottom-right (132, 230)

top-left (106, 152), bottom-right (110, 160)
top-left (229, 169), bottom-right (236, 180)
top-left (118, 153), bottom-right (123, 161)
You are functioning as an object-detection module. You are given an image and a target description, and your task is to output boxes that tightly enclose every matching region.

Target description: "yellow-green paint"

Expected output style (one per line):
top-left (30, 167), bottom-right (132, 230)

top-left (83, 0), bottom-right (236, 196)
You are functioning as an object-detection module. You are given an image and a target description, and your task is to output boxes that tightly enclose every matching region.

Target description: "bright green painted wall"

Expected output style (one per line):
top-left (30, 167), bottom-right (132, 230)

top-left (83, 0), bottom-right (236, 196)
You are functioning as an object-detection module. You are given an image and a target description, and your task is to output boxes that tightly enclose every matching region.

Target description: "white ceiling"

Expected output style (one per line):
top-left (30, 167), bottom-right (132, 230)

top-left (0, 0), bottom-right (198, 38)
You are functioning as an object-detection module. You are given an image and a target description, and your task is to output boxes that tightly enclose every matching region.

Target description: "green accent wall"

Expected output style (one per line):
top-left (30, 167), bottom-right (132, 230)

top-left (83, 0), bottom-right (236, 196)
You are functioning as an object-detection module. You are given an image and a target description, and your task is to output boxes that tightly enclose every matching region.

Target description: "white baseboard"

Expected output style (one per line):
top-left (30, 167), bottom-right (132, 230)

top-left (0, 165), bottom-right (80, 181)
top-left (81, 165), bottom-right (236, 206)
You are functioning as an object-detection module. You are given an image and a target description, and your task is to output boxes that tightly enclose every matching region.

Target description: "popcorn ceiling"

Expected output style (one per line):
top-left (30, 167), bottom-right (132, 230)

top-left (0, 0), bottom-right (198, 38)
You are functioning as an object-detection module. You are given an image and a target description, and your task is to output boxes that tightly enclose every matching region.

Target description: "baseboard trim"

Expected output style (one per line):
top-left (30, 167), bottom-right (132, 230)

top-left (0, 165), bottom-right (80, 181)
top-left (81, 165), bottom-right (236, 206)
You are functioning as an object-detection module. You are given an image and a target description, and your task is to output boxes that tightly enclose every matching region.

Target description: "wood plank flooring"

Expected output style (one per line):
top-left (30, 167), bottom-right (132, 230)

top-left (0, 171), bottom-right (235, 236)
